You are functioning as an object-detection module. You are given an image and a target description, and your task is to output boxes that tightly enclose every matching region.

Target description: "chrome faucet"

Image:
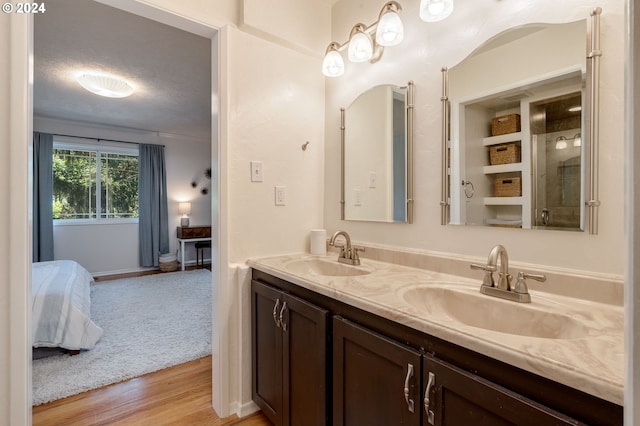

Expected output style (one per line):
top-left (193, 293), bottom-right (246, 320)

top-left (470, 245), bottom-right (546, 303)
top-left (329, 231), bottom-right (364, 266)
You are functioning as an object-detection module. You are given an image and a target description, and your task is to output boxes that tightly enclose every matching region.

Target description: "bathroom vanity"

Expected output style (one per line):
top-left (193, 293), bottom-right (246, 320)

top-left (249, 254), bottom-right (623, 426)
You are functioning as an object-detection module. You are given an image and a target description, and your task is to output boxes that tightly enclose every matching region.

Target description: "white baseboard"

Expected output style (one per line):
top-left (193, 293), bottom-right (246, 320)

top-left (236, 400), bottom-right (260, 418)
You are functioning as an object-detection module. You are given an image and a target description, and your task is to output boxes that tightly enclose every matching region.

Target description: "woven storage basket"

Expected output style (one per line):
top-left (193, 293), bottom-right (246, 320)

top-left (494, 177), bottom-right (522, 197)
top-left (158, 252), bottom-right (178, 272)
top-left (491, 114), bottom-right (521, 136)
top-left (489, 143), bottom-right (520, 165)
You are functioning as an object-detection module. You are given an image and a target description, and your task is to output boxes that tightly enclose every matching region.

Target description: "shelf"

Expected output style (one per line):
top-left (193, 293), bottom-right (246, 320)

top-left (484, 196), bottom-right (524, 206)
top-left (483, 163), bottom-right (523, 174)
top-left (482, 132), bottom-right (522, 146)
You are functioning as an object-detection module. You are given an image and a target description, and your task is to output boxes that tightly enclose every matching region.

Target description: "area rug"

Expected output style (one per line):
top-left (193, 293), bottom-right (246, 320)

top-left (32, 269), bottom-right (213, 406)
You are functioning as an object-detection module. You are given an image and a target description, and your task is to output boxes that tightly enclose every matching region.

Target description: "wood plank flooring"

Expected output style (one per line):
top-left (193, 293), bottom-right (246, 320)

top-left (33, 356), bottom-right (271, 426)
top-left (33, 267), bottom-right (270, 426)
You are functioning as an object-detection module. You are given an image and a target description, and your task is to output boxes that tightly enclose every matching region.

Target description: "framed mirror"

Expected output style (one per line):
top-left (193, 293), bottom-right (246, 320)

top-left (441, 10), bottom-right (601, 233)
top-left (341, 81), bottom-right (414, 223)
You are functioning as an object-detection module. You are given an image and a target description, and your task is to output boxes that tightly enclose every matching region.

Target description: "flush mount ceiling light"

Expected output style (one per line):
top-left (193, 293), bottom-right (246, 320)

top-left (322, 1), bottom-right (403, 77)
top-left (420, 0), bottom-right (454, 22)
top-left (76, 72), bottom-right (135, 98)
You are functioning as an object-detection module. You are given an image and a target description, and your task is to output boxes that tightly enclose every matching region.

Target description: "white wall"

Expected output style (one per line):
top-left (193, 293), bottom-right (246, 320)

top-left (34, 117), bottom-right (212, 274)
top-left (325, 0), bottom-right (625, 277)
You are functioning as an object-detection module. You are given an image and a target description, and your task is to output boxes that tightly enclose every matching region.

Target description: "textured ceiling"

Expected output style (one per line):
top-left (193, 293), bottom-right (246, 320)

top-left (34, 0), bottom-right (212, 141)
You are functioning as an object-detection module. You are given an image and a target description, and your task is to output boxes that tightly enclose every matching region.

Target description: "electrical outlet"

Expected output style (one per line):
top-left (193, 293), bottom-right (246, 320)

top-left (354, 188), bottom-right (362, 206)
top-left (250, 161), bottom-right (263, 182)
top-left (275, 186), bottom-right (286, 206)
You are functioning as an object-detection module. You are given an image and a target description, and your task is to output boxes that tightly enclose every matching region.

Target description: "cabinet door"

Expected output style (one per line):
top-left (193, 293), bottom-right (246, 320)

top-left (422, 355), bottom-right (585, 426)
top-left (251, 280), bottom-right (284, 425)
top-left (282, 293), bottom-right (329, 426)
top-left (333, 316), bottom-right (421, 426)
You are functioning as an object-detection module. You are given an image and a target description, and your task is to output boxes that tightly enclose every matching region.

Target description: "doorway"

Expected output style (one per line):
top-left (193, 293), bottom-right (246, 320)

top-left (10, 1), bottom-right (227, 422)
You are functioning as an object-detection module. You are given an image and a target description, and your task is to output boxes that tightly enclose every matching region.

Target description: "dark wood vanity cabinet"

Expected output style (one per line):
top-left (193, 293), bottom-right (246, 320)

top-left (251, 280), bottom-right (329, 426)
top-left (423, 355), bottom-right (584, 426)
top-left (251, 270), bottom-right (622, 426)
top-left (333, 316), bottom-right (421, 426)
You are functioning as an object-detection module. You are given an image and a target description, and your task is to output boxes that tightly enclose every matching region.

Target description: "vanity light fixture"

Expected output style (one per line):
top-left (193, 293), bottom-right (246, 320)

top-left (419, 0), bottom-right (454, 22)
top-left (322, 42), bottom-right (345, 77)
top-left (348, 24), bottom-right (375, 63)
top-left (568, 105), bottom-right (582, 112)
top-left (76, 72), bottom-right (135, 98)
top-left (321, 1), bottom-right (403, 77)
top-left (555, 136), bottom-right (568, 150)
top-left (573, 133), bottom-right (582, 147)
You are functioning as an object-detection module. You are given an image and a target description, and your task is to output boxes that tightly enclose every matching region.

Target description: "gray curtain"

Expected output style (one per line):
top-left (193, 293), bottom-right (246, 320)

top-left (33, 132), bottom-right (54, 262)
top-left (138, 144), bottom-right (169, 267)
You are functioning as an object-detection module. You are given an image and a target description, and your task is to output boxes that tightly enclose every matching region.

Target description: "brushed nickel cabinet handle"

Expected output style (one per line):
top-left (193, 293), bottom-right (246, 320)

top-left (424, 371), bottom-right (435, 425)
top-left (272, 299), bottom-right (281, 328)
top-left (403, 363), bottom-right (415, 413)
top-left (279, 301), bottom-right (288, 332)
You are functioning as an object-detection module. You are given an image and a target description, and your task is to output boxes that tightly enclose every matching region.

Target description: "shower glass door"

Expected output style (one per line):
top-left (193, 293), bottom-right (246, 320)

top-left (530, 91), bottom-right (583, 230)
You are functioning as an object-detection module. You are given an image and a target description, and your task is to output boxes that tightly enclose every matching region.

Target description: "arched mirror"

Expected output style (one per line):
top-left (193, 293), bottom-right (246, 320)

top-left (440, 9), bottom-right (601, 233)
top-left (341, 81), bottom-right (414, 223)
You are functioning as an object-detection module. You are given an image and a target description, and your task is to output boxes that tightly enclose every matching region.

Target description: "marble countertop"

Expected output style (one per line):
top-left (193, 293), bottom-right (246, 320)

top-left (247, 253), bottom-right (624, 405)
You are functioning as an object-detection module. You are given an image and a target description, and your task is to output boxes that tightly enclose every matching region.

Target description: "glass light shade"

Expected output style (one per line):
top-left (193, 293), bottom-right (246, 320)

top-left (77, 73), bottom-right (134, 98)
top-left (322, 49), bottom-right (345, 77)
top-left (419, 0), bottom-right (454, 22)
top-left (573, 134), bottom-right (582, 147)
top-left (376, 10), bottom-right (404, 47)
top-left (348, 30), bottom-right (373, 63)
top-left (555, 136), bottom-right (568, 150)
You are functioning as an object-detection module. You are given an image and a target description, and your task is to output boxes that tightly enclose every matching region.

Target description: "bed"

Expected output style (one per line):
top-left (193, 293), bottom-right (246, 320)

top-left (32, 260), bottom-right (103, 351)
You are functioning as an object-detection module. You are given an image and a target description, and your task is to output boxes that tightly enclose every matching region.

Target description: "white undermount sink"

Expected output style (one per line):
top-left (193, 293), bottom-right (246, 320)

top-left (400, 284), bottom-right (591, 339)
top-left (285, 258), bottom-right (371, 277)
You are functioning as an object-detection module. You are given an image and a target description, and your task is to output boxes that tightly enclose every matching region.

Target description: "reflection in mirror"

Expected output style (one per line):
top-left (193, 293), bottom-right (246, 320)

top-left (341, 82), bottom-right (414, 223)
top-left (443, 18), bottom-right (594, 231)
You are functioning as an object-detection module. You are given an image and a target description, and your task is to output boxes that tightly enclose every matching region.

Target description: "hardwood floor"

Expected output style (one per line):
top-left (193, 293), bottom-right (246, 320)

top-left (33, 356), bottom-right (271, 426)
top-left (34, 268), bottom-right (270, 426)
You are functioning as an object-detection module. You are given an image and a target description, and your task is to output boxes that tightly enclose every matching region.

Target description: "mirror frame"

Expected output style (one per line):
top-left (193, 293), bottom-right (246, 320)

top-left (341, 80), bottom-right (415, 223)
top-left (440, 8), bottom-right (602, 234)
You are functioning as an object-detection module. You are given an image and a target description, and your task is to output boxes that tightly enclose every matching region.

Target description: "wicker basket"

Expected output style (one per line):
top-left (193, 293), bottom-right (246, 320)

top-left (494, 177), bottom-right (522, 197)
top-left (159, 252), bottom-right (178, 272)
top-left (491, 114), bottom-right (521, 136)
top-left (489, 143), bottom-right (520, 165)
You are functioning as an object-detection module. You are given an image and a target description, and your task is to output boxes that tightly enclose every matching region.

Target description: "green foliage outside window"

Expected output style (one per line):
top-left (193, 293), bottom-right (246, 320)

top-left (53, 148), bottom-right (139, 220)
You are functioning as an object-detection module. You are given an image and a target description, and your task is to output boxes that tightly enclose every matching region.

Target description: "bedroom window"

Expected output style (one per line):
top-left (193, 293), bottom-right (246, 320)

top-left (53, 140), bottom-right (139, 221)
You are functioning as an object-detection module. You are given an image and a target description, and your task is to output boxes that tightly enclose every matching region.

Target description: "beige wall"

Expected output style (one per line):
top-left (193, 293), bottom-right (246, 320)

top-left (324, 0), bottom-right (625, 276)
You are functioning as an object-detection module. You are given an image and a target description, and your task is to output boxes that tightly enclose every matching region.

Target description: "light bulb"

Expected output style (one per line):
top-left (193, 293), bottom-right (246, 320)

top-left (555, 136), bottom-right (568, 150)
top-left (419, 0), bottom-right (454, 22)
top-left (322, 49), bottom-right (345, 77)
top-left (573, 134), bottom-right (582, 147)
top-left (348, 27), bottom-right (373, 63)
top-left (376, 9), bottom-right (404, 47)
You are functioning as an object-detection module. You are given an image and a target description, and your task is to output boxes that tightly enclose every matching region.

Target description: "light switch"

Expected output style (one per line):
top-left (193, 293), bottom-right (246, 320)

top-left (275, 186), bottom-right (286, 206)
top-left (368, 172), bottom-right (377, 188)
top-left (353, 188), bottom-right (362, 206)
top-left (250, 161), bottom-right (263, 182)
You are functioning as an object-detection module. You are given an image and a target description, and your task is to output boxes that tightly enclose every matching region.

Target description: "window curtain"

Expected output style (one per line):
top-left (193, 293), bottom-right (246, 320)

top-left (33, 132), bottom-right (54, 262)
top-left (138, 144), bottom-right (169, 267)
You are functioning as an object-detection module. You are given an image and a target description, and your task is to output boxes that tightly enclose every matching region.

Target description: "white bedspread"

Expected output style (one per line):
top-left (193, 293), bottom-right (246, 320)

top-left (32, 260), bottom-right (103, 350)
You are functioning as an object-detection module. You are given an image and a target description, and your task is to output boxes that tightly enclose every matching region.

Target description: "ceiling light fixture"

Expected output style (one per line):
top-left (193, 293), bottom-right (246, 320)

top-left (322, 1), bottom-right (403, 77)
top-left (76, 72), bottom-right (135, 98)
top-left (419, 0), bottom-right (454, 22)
